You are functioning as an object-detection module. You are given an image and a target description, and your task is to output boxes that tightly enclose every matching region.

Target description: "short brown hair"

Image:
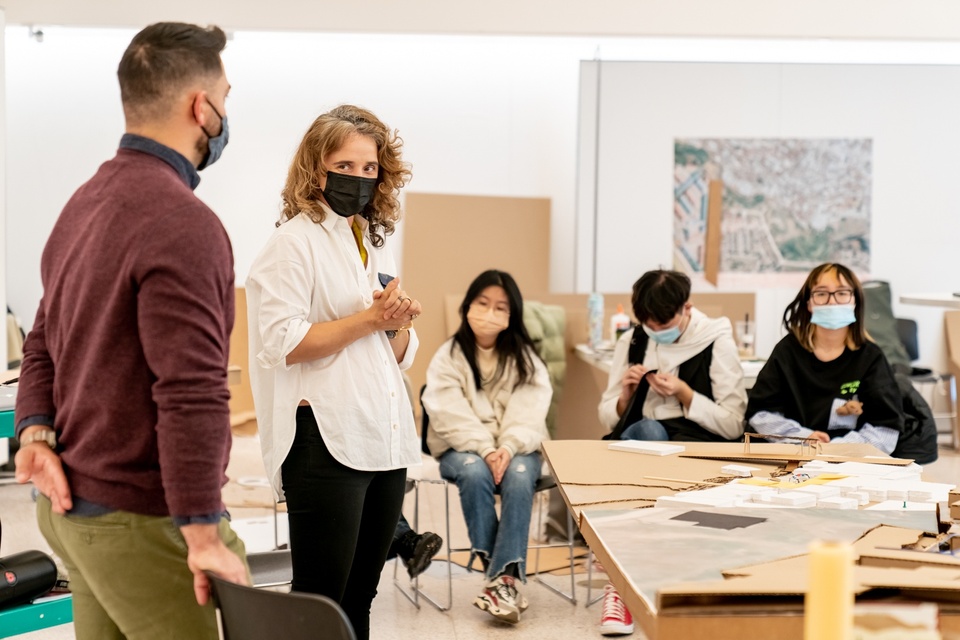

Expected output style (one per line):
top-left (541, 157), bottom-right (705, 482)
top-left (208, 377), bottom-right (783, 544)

top-left (280, 105), bottom-right (412, 247)
top-left (118, 22), bottom-right (226, 124)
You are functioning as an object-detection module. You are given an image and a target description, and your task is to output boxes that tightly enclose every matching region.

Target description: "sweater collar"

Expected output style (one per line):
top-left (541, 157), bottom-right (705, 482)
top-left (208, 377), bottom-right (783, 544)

top-left (119, 134), bottom-right (200, 191)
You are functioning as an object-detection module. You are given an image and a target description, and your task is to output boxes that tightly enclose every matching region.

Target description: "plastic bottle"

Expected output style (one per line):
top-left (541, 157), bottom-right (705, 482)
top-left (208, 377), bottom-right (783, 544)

top-left (610, 304), bottom-right (631, 343)
top-left (587, 292), bottom-right (604, 349)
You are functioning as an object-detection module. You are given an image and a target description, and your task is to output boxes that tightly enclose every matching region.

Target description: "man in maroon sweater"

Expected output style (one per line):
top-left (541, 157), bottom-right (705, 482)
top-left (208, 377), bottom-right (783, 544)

top-left (14, 22), bottom-right (248, 639)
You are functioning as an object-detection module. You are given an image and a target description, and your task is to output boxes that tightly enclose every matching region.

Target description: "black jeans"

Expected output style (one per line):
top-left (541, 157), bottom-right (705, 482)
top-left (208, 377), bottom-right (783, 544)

top-left (281, 407), bottom-right (406, 640)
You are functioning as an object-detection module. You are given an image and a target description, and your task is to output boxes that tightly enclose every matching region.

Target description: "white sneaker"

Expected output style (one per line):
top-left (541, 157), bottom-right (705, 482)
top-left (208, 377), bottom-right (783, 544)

top-left (600, 583), bottom-right (635, 636)
top-left (474, 575), bottom-right (522, 623)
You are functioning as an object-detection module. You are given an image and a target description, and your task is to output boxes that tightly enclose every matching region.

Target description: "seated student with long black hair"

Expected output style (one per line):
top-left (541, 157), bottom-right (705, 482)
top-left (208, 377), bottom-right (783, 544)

top-left (595, 269), bottom-right (746, 636)
top-left (746, 262), bottom-right (904, 452)
top-left (422, 270), bottom-right (552, 625)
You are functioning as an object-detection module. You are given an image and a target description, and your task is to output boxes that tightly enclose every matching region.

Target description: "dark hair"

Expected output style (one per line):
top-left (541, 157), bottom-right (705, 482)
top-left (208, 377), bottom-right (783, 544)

top-left (631, 270), bottom-right (691, 325)
top-left (783, 262), bottom-right (869, 352)
top-left (118, 22), bottom-right (227, 124)
top-left (452, 270), bottom-right (540, 390)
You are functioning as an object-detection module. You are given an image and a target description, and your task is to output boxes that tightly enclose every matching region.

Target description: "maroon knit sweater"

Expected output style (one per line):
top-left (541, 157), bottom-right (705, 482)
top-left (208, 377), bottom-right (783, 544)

top-left (15, 148), bottom-right (235, 518)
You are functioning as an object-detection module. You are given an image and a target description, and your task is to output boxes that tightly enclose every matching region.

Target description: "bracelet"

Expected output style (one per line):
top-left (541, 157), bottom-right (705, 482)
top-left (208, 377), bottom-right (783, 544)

top-left (387, 326), bottom-right (411, 340)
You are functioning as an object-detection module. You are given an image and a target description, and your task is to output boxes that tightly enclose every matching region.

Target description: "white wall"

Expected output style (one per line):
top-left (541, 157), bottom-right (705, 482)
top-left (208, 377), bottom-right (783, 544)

top-left (6, 27), bottom-right (960, 372)
top-left (8, 0), bottom-right (960, 40)
top-left (577, 60), bottom-right (960, 367)
top-left (5, 27), bottom-right (592, 331)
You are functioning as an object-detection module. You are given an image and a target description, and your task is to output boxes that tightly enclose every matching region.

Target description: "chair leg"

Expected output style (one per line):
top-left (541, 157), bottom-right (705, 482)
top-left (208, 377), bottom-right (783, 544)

top-left (533, 491), bottom-right (577, 605)
top-left (584, 549), bottom-right (604, 608)
top-left (948, 375), bottom-right (959, 452)
top-left (392, 478), bottom-right (453, 612)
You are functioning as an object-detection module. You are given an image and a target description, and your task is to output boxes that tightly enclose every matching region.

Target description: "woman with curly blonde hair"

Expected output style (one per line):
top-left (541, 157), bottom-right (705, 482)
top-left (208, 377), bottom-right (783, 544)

top-left (247, 105), bottom-right (422, 640)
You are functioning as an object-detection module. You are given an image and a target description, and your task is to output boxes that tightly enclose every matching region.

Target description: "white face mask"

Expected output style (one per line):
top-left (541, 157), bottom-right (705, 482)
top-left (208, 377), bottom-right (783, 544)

top-left (467, 308), bottom-right (509, 342)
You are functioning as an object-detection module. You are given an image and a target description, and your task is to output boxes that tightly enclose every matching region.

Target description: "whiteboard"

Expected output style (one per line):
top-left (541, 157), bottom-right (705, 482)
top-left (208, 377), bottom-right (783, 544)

top-left (575, 60), bottom-right (960, 362)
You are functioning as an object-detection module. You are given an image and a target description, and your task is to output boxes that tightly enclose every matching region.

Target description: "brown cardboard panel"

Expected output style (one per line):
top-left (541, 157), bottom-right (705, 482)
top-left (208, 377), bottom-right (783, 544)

top-left (229, 287), bottom-right (256, 426)
top-left (658, 612), bottom-right (802, 640)
top-left (542, 440), bottom-right (785, 521)
top-left (565, 443), bottom-right (960, 639)
top-left (401, 192), bottom-right (551, 403)
top-left (704, 179), bottom-right (723, 286)
top-left (681, 451), bottom-right (915, 466)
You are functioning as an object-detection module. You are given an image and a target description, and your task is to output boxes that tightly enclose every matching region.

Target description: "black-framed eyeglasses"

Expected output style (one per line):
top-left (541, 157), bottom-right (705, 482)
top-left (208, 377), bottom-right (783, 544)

top-left (810, 289), bottom-right (854, 305)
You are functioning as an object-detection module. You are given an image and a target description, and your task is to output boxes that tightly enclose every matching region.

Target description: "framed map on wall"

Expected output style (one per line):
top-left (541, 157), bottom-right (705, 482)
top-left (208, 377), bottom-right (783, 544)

top-left (673, 138), bottom-right (872, 283)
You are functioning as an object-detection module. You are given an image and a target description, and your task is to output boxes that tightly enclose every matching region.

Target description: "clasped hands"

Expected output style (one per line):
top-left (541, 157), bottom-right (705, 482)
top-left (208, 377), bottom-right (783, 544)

top-left (371, 277), bottom-right (422, 332)
top-left (620, 364), bottom-right (692, 401)
top-left (484, 447), bottom-right (512, 485)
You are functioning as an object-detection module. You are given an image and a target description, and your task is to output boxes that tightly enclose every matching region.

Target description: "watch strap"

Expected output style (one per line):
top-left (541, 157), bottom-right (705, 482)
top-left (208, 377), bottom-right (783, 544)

top-left (20, 429), bottom-right (56, 449)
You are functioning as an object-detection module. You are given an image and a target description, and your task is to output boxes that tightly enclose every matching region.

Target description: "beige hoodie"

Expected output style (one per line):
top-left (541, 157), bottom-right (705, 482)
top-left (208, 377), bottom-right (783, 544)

top-left (423, 339), bottom-right (552, 459)
top-left (598, 308), bottom-right (747, 440)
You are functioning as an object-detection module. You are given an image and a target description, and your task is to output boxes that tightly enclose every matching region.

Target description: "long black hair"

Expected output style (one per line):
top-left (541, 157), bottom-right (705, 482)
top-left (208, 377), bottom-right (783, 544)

top-left (451, 270), bottom-right (540, 390)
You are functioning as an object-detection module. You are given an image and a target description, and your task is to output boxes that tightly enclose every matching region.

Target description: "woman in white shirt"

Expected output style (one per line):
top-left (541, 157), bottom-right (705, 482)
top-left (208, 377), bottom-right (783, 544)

top-left (246, 105), bottom-right (421, 640)
top-left (422, 270), bottom-right (552, 624)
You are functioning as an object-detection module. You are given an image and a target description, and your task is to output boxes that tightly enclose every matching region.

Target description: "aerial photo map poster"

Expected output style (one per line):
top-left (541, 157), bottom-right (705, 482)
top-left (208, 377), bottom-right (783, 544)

top-left (673, 138), bottom-right (872, 285)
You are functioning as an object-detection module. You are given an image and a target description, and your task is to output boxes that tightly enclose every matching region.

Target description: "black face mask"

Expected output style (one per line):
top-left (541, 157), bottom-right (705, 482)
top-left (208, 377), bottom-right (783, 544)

top-left (322, 171), bottom-right (377, 218)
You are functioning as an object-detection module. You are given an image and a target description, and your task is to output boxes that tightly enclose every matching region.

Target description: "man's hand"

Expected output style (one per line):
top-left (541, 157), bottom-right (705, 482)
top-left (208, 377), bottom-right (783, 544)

top-left (616, 365), bottom-right (649, 416)
top-left (484, 448), bottom-right (512, 486)
top-left (181, 523), bottom-right (250, 605)
top-left (808, 430), bottom-right (831, 443)
top-left (646, 373), bottom-right (694, 407)
top-left (15, 442), bottom-right (72, 514)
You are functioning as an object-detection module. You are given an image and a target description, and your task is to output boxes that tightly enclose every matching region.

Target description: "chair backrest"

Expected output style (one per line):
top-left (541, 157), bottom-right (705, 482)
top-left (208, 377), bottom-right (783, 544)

top-left (896, 317), bottom-right (920, 362)
top-left (862, 280), bottom-right (911, 371)
top-left (419, 384), bottom-right (431, 455)
top-left (205, 572), bottom-right (356, 640)
top-left (245, 549), bottom-right (293, 588)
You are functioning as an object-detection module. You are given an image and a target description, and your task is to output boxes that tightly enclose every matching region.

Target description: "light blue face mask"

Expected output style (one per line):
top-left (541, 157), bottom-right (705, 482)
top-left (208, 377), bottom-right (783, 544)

top-left (810, 304), bottom-right (856, 330)
top-left (642, 321), bottom-right (682, 345)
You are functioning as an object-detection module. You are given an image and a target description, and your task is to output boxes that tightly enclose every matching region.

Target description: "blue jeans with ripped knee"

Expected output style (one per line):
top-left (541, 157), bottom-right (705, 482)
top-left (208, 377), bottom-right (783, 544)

top-left (439, 449), bottom-right (541, 582)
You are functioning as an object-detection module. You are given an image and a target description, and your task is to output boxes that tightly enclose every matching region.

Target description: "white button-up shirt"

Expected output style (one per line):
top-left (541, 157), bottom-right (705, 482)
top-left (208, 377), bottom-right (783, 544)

top-left (246, 209), bottom-right (420, 500)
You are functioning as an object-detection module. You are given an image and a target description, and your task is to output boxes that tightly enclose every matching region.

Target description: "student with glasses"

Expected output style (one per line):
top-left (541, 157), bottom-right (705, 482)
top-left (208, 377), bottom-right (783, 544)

top-left (746, 262), bottom-right (905, 453)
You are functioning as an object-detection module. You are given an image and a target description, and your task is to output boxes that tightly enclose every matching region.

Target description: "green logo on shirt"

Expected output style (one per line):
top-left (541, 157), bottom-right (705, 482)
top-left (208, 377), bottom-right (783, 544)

top-left (839, 380), bottom-right (860, 396)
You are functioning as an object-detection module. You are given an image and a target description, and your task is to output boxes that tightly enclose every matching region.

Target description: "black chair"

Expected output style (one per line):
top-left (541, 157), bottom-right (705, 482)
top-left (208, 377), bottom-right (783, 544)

top-left (246, 549), bottom-right (293, 588)
top-left (205, 571), bottom-right (356, 640)
top-left (896, 318), bottom-right (959, 451)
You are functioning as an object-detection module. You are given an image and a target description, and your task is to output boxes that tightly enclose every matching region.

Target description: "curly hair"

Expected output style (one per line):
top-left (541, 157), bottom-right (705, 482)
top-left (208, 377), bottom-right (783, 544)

top-left (279, 105), bottom-right (411, 247)
top-left (783, 262), bottom-right (870, 352)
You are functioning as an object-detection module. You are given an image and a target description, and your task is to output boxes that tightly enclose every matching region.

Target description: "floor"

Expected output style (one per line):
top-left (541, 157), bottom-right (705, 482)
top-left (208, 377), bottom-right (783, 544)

top-left (3, 434), bottom-right (959, 640)
top-left (0, 429), bottom-right (606, 640)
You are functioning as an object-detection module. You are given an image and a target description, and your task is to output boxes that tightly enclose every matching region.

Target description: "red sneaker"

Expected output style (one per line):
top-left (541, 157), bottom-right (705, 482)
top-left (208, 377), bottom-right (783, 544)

top-left (600, 583), bottom-right (634, 636)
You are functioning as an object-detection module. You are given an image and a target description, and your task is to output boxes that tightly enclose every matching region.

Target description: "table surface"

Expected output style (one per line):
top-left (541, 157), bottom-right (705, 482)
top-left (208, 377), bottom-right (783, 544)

top-left (899, 293), bottom-right (960, 309)
top-left (541, 439), bottom-right (912, 640)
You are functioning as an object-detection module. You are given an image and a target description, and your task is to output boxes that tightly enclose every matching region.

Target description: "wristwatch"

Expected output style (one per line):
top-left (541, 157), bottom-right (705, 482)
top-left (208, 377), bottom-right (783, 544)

top-left (20, 429), bottom-right (56, 450)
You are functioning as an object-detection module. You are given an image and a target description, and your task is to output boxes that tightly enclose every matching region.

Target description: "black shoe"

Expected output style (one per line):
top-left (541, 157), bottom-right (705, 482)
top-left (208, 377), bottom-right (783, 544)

top-left (397, 531), bottom-right (443, 579)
